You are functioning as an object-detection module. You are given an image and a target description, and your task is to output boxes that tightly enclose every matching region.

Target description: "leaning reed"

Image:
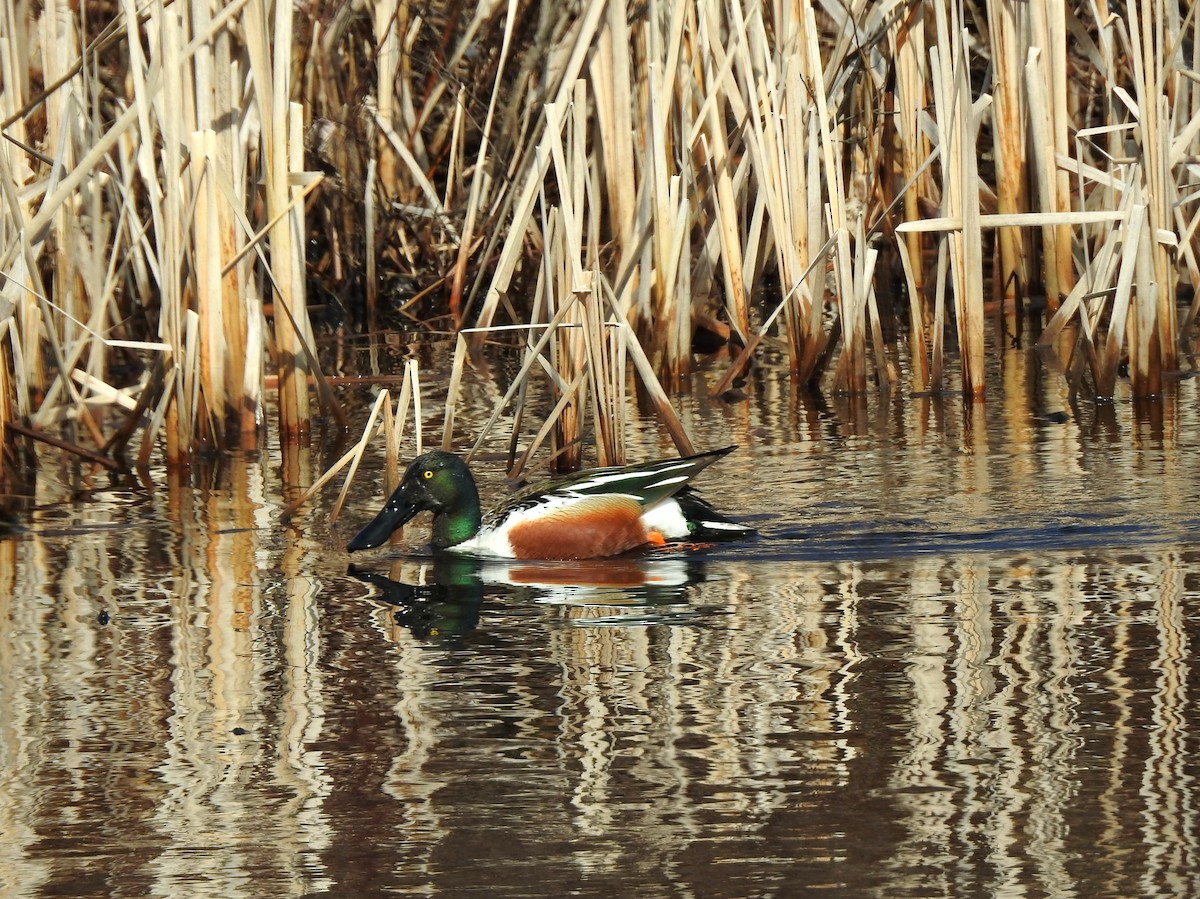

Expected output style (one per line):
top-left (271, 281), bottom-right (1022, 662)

top-left (0, 1), bottom-right (1197, 484)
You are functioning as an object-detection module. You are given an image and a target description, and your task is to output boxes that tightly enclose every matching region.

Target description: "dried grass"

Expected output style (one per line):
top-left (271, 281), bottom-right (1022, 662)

top-left (0, 0), bottom-right (1198, 495)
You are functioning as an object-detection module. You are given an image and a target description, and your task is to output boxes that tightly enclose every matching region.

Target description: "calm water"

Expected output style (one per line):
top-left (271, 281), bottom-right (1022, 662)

top-left (2, 338), bottom-right (1200, 897)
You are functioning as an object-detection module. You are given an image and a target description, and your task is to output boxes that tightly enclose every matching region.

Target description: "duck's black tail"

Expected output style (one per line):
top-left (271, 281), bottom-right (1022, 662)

top-left (674, 488), bottom-right (756, 542)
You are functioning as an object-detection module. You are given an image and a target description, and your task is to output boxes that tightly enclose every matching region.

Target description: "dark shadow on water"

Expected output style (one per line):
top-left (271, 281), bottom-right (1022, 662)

top-left (765, 514), bottom-right (1199, 563)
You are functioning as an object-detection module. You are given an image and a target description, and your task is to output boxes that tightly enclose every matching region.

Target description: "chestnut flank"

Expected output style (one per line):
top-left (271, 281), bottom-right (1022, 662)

top-left (506, 496), bottom-right (649, 560)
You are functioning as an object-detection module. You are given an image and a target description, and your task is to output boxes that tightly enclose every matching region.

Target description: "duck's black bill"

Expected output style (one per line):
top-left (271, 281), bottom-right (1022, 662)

top-left (346, 497), bottom-right (419, 552)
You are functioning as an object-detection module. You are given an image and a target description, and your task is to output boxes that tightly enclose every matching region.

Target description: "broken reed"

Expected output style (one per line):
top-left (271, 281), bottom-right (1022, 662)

top-left (462, 0), bottom-right (1197, 405)
top-left (0, 1), bottom-right (1198, 482)
top-left (0, 0), bottom-right (332, 474)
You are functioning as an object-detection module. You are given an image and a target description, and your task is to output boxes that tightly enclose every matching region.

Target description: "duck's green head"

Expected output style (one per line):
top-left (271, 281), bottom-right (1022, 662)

top-left (347, 451), bottom-right (482, 551)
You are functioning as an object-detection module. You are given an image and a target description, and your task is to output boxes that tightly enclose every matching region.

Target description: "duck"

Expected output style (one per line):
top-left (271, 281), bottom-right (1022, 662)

top-left (346, 445), bottom-right (753, 560)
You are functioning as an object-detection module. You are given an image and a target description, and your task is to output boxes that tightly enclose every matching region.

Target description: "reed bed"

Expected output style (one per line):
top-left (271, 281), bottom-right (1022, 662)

top-left (0, 0), bottom-right (1198, 492)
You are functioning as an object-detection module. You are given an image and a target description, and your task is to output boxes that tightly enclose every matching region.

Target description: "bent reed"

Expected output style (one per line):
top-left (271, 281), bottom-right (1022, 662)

top-left (0, 0), bottom-right (1196, 482)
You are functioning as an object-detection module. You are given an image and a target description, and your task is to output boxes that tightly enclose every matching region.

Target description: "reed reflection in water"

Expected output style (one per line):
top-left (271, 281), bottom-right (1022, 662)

top-left (1, 393), bottom-right (1199, 896)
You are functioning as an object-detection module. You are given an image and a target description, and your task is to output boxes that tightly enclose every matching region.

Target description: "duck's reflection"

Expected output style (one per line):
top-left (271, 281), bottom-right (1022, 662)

top-left (349, 557), bottom-right (484, 642)
top-left (349, 551), bottom-right (713, 640)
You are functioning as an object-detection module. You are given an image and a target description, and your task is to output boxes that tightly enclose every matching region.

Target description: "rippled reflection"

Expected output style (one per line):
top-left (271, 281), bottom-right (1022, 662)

top-left (2, 356), bottom-right (1200, 896)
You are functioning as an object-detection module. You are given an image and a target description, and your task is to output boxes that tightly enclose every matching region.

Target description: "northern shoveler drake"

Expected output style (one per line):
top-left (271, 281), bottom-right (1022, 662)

top-left (346, 445), bottom-right (753, 560)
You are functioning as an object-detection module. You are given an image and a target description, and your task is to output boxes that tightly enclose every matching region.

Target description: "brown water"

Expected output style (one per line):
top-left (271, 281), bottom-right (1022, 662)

top-left (2, 336), bottom-right (1200, 897)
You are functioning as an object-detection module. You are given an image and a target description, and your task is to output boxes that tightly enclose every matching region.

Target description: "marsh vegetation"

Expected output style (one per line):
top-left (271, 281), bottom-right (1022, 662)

top-left (0, 0), bottom-right (1198, 490)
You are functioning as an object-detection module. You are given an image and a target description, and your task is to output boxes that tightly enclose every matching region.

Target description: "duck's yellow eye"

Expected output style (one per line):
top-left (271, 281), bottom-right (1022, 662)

top-left (422, 469), bottom-right (434, 480)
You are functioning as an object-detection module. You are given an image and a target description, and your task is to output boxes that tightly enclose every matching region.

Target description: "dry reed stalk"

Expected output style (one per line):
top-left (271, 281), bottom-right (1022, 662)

top-left (862, 239), bottom-right (898, 390)
top-left (1, 0), bottom-right (321, 470)
top-left (893, 236), bottom-right (926, 387)
top-left (1130, 221), bottom-right (1163, 394)
top-left (693, 1), bottom-right (749, 345)
top-left (443, 320), bottom-right (571, 461)
top-left (245, 2), bottom-right (312, 439)
top-left (189, 1), bottom-right (252, 444)
top-left (39, 0), bottom-right (78, 375)
top-left (645, 137), bottom-right (692, 382)
top-left (0, 351), bottom-right (13, 480)
top-left (830, 228), bottom-right (864, 393)
top-left (637, 1), bottom-right (696, 380)
top-left (1174, 26), bottom-right (1200, 329)
top-left (890, 3), bottom-right (930, 385)
top-left (1039, 206), bottom-right (1125, 357)
top-left (1098, 202), bottom-right (1148, 395)
top-left (0, 5), bottom-right (33, 179)
top-left (441, 333), bottom-right (471, 454)
top-left (1024, 41), bottom-right (1070, 313)
top-left (580, 288), bottom-right (614, 463)
top-left (368, 104), bottom-right (459, 237)
top-left (394, 359), bottom-right (422, 483)
top-left (930, 238), bottom-right (948, 390)
top-left (927, 0), bottom-right (986, 397)
top-left (365, 157), bottom-right (378, 329)
top-left (32, 232), bottom-right (109, 438)
top-left (17, 276), bottom-right (170, 423)
top-left (0, 320), bottom-right (14, 482)
top-left (956, 94), bottom-right (989, 399)
top-left (1041, 0), bottom-right (1075, 309)
top-left (1024, 0), bottom-right (1195, 398)
top-left (544, 221), bottom-right (586, 471)
top-left (1177, 187), bottom-right (1200, 336)
top-left (374, 0), bottom-right (402, 197)
top-left (9, 0), bottom-right (1200, 483)
top-left (575, 111), bottom-right (627, 465)
top-left (3, 7), bottom-right (134, 445)
top-left (445, 88), bottom-right (466, 221)
top-left (296, 359), bottom-right (421, 522)
top-left (69, 370), bottom-right (141, 412)
top-left (461, 75), bottom-right (642, 473)
top-left (801, 0), bottom-right (857, 387)
top-left (591, 0), bottom-right (637, 252)
top-left (720, 4), bottom-right (787, 360)
top-left (776, 0), bottom-right (904, 389)
top-left (292, 390), bottom-right (389, 521)
top-left (1039, 119), bottom-right (1133, 366)
top-left (471, 0), bottom-right (608, 341)
top-left (986, 0), bottom-right (1031, 312)
top-left (1177, 7), bottom-right (1200, 334)
top-left (443, 287), bottom-right (692, 477)
top-left (0, 317), bottom-right (28, 425)
top-left (192, 130), bottom-right (227, 445)
top-left (1124, 0), bottom-right (1177, 392)
top-left (601, 289), bottom-right (694, 457)
top-left (181, 309), bottom-right (203, 452)
top-left (702, 0), bottom-right (817, 381)
top-left (475, 1), bottom-right (929, 398)
top-left (579, 279), bottom-right (621, 467)
top-left (541, 95), bottom-right (588, 468)
top-left (449, 1), bottom-right (518, 323)
top-left (710, 233), bottom-right (836, 397)
top-left (140, 5), bottom-right (188, 459)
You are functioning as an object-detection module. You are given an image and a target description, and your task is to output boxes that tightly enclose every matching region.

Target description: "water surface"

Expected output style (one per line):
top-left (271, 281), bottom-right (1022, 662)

top-left (2, 341), bottom-right (1199, 897)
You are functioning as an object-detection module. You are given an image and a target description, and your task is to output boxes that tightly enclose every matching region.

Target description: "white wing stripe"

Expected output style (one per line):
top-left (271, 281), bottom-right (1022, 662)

top-left (561, 461), bottom-right (699, 493)
top-left (646, 474), bottom-right (689, 488)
